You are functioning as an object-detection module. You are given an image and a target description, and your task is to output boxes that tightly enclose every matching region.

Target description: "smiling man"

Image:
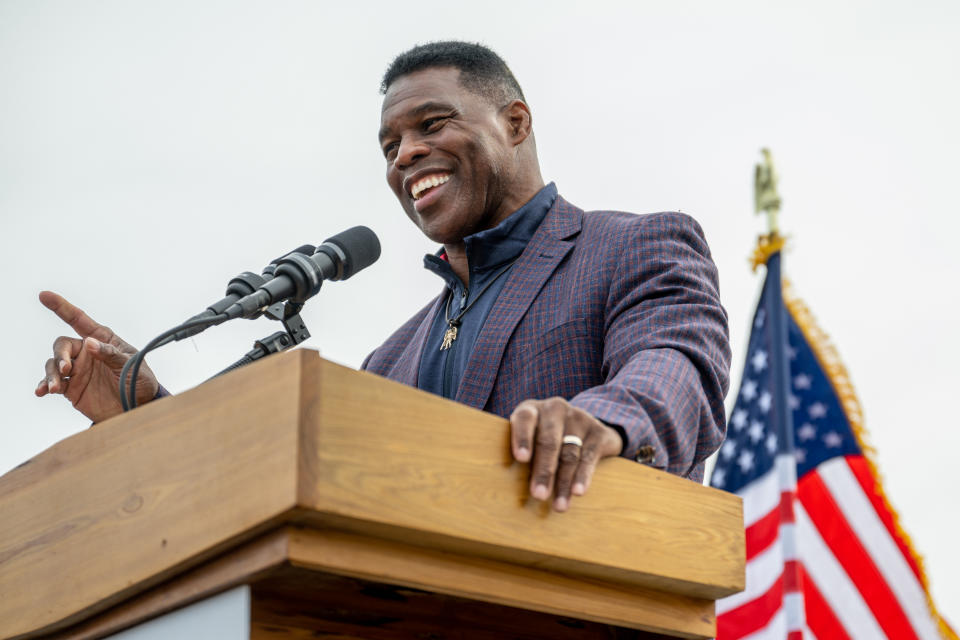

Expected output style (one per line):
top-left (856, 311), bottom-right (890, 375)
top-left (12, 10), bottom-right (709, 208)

top-left (36, 41), bottom-right (730, 512)
top-left (364, 42), bottom-right (732, 510)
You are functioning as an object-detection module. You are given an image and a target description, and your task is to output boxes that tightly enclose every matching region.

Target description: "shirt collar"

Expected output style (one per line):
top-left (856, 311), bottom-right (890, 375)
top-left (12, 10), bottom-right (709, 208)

top-left (423, 182), bottom-right (558, 287)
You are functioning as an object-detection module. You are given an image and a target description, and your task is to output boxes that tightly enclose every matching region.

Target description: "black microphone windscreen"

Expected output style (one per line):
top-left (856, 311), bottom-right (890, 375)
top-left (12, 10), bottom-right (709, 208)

top-left (321, 226), bottom-right (381, 280)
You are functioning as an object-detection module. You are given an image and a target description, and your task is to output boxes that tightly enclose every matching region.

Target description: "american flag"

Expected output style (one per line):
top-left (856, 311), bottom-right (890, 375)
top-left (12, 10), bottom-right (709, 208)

top-left (710, 252), bottom-right (954, 639)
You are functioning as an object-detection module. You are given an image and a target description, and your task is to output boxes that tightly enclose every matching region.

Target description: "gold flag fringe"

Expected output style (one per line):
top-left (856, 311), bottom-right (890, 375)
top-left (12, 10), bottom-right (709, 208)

top-left (781, 278), bottom-right (958, 640)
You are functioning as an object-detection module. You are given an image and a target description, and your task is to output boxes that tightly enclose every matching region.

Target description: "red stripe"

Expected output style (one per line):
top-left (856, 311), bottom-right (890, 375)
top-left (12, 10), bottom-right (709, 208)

top-left (745, 504), bottom-right (779, 560)
top-left (786, 632), bottom-right (803, 640)
top-left (783, 559), bottom-right (801, 592)
top-left (798, 470), bottom-right (920, 640)
top-left (745, 491), bottom-right (796, 561)
top-left (717, 575), bottom-right (783, 639)
top-left (799, 562), bottom-right (851, 640)
top-left (846, 455), bottom-right (924, 583)
top-left (779, 490), bottom-right (796, 524)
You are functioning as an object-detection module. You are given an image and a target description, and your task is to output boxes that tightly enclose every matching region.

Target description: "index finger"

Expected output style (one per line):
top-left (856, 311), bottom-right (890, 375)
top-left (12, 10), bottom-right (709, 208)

top-left (39, 291), bottom-right (104, 338)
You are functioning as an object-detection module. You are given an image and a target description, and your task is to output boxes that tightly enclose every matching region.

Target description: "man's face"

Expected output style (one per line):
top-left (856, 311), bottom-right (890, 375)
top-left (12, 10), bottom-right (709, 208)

top-left (379, 67), bottom-right (516, 245)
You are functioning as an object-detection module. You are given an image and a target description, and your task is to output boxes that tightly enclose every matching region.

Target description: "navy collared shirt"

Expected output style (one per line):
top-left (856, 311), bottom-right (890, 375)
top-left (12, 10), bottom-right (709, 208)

top-left (418, 183), bottom-right (558, 399)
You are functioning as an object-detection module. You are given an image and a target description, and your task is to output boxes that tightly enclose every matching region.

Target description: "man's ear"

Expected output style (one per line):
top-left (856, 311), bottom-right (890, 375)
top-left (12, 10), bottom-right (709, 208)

top-left (502, 100), bottom-right (533, 146)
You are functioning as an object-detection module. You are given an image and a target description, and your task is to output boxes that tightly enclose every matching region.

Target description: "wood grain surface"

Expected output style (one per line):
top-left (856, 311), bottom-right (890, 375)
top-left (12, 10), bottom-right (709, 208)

top-left (300, 356), bottom-right (744, 600)
top-left (0, 352), bottom-right (305, 638)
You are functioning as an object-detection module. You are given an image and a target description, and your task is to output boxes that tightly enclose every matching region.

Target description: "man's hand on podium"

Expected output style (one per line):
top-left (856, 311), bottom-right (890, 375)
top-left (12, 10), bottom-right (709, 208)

top-left (510, 398), bottom-right (624, 513)
top-left (35, 291), bottom-right (159, 424)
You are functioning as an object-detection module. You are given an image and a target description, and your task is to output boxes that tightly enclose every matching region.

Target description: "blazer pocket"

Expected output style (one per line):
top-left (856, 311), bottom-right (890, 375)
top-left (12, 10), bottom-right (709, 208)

top-left (522, 318), bottom-right (596, 358)
top-left (502, 319), bottom-right (603, 395)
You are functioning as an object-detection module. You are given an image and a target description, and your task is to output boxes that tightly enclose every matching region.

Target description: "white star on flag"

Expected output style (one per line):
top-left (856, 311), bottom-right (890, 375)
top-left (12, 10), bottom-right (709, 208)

top-left (754, 308), bottom-right (766, 328)
top-left (741, 379), bottom-right (758, 401)
top-left (711, 467), bottom-right (725, 488)
top-left (737, 450), bottom-right (755, 472)
top-left (721, 439), bottom-right (737, 460)
top-left (758, 391), bottom-right (772, 413)
top-left (731, 409), bottom-right (748, 431)
top-left (823, 431), bottom-right (843, 448)
top-left (808, 402), bottom-right (828, 419)
top-left (765, 433), bottom-right (777, 454)
top-left (789, 394), bottom-right (800, 410)
top-left (795, 448), bottom-right (806, 463)
top-left (748, 421), bottom-right (765, 444)
top-left (750, 350), bottom-right (768, 372)
top-left (793, 373), bottom-right (812, 389)
top-left (798, 423), bottom-right (817, 441)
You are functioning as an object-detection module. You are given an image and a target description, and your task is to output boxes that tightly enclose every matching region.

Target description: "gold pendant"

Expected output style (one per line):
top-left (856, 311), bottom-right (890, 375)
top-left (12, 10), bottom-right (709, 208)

top-left (440, 325), bottom-right (458, 350)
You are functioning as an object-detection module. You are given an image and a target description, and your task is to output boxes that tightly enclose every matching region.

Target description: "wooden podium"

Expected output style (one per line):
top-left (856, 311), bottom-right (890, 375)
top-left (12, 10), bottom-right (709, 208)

top-left (0, 350), bottom-right (744, 639)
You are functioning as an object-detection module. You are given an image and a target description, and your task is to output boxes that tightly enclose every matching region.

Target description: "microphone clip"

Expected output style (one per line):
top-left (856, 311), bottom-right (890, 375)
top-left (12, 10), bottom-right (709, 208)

top-left (210, 300), bottom-right (312, 380)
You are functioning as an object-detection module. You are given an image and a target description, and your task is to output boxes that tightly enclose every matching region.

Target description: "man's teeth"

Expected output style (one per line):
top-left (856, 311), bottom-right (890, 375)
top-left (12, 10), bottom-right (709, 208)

top-left (411, 174), bottom-right (450, 200)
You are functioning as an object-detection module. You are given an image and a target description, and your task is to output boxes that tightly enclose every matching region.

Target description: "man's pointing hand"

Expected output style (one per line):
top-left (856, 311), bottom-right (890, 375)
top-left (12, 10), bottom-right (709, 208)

top-left (35, 291), bottom-right (158, 423)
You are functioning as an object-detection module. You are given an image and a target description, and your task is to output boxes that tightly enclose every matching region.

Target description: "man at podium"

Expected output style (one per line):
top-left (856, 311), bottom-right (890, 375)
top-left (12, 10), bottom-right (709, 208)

top-left (35, 42), bottom-right (730, 514)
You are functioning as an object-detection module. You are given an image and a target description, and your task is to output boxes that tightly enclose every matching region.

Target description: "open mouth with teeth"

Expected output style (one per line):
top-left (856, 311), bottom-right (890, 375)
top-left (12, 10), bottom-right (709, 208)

top-left (411, 173), bottom-right (451, 201)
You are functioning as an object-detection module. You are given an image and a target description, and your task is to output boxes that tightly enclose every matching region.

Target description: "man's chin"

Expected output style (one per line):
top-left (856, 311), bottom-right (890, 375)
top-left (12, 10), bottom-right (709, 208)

top-left (417, 220), bottom-right (470, 247)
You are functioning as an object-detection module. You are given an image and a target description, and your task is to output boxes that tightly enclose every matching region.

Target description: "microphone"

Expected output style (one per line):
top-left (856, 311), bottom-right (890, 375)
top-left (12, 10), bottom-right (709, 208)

top-left (223, 226), bottom-right (380, 320)
top-left (174, 244), bottom-right (317, 341)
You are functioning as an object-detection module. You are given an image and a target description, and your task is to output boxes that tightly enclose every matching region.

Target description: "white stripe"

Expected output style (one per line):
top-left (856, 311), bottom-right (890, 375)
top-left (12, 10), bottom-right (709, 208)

top-left (739, 607), bottom-right (786, 640)
top-left (775, 452), bottom-right (798, 489)
top-left (740, 467), bottom-right (780, 527)
top-left (784, 591), bottom-right (806, 632)
top-left (794, 502), bottom-right (888, 638)
top-left (740, 454), bottom-right (798, 527)
top-left (818, 458), bottom-right (941, 640)
top-left (780, 522), bottom-right (798, 561)
top-left (717, 533), bottom-right (784, 614)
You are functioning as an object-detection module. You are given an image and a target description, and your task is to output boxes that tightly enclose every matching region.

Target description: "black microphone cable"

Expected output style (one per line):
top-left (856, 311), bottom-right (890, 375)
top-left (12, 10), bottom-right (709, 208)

top-left (119, 313), bottom-right (228, 411)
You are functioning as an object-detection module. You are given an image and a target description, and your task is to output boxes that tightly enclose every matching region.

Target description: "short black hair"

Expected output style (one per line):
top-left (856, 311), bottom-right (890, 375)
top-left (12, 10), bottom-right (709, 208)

top-left (380, 41), bottom-right (526, 105)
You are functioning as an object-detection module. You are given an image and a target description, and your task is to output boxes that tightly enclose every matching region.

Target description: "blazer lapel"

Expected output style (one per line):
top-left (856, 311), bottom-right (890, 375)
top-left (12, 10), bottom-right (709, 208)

top-left (455, 197), bottom-right (583, 409)
top-left (391, 291), bottom-right (445, 387)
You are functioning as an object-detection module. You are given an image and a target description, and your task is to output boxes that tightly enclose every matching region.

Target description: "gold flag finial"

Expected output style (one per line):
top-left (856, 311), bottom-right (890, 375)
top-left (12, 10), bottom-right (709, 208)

top-left (754, 147), bottom-right (782, 234)
top-left (750, 148), bottom-right (786, 271)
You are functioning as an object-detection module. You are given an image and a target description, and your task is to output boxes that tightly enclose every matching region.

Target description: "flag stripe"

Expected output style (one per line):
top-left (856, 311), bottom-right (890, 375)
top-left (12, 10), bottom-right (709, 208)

top-left (745, 502), bottom-right (780, 560)
top-left (740, 467), bottom-right (782, 527)
top-left (795, 502), bottom-right (887, 638)
top-left (739, 607), bottom-right (786, 640)
top-left (744, 491), bottom-right (796, 561)
top-left (798, 562), bottom-right (852, 640)
top-left (717, 530), bottom-right (788, 614)
top-left (719, 574), bottom-right (785, 638)
top-left (799, 471), bottom-right (918, 640)
top-left (819, 457), bottom-right (941, 640)
top-left (846, 455), bottom-right (924, 582)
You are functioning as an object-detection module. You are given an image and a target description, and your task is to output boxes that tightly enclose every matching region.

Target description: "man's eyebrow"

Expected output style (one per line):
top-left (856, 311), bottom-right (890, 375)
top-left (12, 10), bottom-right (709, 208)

top-left (379, 101), bottom-right (457, 143)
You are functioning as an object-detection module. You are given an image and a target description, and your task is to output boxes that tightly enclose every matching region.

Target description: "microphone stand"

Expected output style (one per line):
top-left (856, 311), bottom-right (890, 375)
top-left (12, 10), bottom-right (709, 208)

top-left (210, 301), bottom-right (311, 379)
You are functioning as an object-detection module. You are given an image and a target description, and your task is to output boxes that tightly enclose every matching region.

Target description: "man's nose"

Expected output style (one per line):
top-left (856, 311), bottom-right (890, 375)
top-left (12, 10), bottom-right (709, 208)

top-left (393, 137), bottom-right (430, 170)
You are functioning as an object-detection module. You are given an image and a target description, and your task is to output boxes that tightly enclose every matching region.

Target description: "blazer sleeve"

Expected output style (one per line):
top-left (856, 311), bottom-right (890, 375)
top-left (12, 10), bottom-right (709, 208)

top-left (569, 213), bottom-right (730, 481)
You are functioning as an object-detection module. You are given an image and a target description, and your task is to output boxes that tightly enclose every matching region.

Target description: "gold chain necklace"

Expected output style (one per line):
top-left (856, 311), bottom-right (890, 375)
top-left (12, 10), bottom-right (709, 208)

top-left (440, 257), bottom-right (519, 350)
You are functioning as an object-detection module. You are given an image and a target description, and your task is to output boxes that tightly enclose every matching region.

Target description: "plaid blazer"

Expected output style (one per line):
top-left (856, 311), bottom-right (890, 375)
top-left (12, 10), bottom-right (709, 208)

top-left (363, 196), bottom-right (730, 482)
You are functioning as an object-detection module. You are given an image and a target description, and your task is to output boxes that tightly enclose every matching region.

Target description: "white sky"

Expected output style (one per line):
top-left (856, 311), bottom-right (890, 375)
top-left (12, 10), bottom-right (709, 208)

top-left (1, 0), bottom-right (957, 619)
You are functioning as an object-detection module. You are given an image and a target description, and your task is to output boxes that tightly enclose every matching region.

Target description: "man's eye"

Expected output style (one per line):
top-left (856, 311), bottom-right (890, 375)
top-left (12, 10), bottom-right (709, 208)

top-left (423, 117), bottom-right (448, 132)
top-left (383, 142), bottom-right (399, 159)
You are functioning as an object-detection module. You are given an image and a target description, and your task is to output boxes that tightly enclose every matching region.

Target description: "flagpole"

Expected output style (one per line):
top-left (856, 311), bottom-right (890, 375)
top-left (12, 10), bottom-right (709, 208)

top-left (753, 148), bottom-right (796, 460)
